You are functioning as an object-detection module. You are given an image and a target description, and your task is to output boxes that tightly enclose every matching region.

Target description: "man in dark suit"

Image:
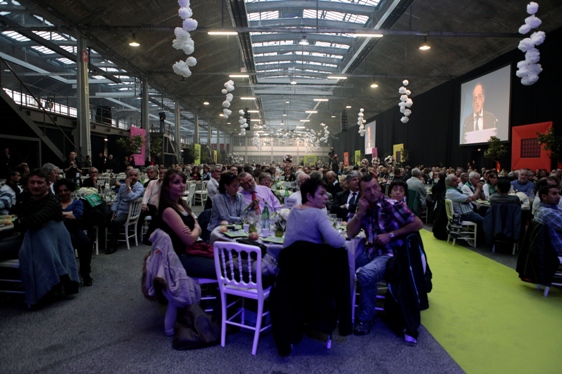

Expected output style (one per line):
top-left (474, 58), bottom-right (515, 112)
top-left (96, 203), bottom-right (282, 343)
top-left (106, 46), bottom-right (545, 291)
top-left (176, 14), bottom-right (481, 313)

top-left (325, 171), bottom-right (342, 197)
top-left (331, 171), bottom-right (361, 220)
top-left (461, 83), bottom-right (498, 143)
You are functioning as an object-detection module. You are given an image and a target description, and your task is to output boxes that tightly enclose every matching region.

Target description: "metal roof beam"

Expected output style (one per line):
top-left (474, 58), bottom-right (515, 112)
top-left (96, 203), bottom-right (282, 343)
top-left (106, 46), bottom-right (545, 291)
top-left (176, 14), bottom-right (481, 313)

top-left (255, 54), bottom-right (342, 65)
top-left (245, 1), bottom-right (378, 16)
top-left (254, 44), bottom-right (346, 55)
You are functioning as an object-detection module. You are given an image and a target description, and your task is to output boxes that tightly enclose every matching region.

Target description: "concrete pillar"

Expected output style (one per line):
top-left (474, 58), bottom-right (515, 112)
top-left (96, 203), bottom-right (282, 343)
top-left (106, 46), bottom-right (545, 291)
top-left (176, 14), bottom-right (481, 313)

top-left (193, 111), bottom-right (199, 145)
top-left (142, 79), bottom-right (150, 163)
top-left (76, 37), bottom-right (91, 161)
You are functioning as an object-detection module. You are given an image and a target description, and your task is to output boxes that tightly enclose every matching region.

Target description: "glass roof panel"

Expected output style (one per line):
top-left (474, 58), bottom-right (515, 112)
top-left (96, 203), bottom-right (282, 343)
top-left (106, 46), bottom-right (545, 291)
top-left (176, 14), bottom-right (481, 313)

top-left (33, 31), bottom-right (67, 41)
top-left (31, 45), bottom-right (55, 54)
top-left (56, 57), bottom-right (75, 65)
top-left (246, 0), bottom-right (381, 88)
top-left (248, 10), bottom-right (279, 21)
top-left (315, 41), bottom-right (350, 49)
top-left (2, 31), bottom-right (30, 42)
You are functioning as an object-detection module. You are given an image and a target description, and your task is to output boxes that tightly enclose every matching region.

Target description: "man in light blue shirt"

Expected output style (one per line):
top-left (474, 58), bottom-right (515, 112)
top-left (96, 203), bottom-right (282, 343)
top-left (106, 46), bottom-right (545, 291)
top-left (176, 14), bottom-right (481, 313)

top-left (510, 169), bottom-right (535, 197)
top-left (445, 174), bottom-right (484, 224)
top-left (107, 168), bottom-right (144, 254)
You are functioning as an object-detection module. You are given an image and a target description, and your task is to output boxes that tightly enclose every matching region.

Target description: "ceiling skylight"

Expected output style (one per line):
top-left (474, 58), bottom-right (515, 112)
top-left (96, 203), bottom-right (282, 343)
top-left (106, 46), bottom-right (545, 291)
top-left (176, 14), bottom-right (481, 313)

top-left (1, 31), bottom-right (30, 42)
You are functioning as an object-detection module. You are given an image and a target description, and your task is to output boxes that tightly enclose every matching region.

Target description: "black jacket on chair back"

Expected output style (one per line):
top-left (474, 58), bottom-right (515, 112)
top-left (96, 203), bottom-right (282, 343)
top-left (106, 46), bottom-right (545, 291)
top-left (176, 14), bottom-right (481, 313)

top-left (270, 241), bottom-right (351, 355)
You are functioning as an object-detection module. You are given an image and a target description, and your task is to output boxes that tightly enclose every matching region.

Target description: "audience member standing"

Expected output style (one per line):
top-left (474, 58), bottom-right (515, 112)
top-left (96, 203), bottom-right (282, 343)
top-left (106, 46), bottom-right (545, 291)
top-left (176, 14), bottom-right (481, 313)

top-left (1, 147), bottom-right (14, 179)
top-left (105, 154), bottom-right (117, 173)
top-left (94, 152), bottom-right (106, 171)
top-left (63, 151), bottom-right (82, 185)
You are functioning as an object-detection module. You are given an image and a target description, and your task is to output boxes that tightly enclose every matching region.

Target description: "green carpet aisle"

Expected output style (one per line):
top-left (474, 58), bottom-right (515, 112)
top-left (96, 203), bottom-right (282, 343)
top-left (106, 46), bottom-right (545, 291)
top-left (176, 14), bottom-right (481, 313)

top-left (419, 230), bottom-right (562, 373)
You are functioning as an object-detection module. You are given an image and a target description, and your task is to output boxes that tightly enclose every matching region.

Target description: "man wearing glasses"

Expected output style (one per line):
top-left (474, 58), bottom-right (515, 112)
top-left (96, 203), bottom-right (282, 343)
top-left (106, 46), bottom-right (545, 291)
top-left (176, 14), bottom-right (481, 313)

top-left (82, 168), bottom-right (100, 189)
top-left (238, 172), bottom-right (282, 213)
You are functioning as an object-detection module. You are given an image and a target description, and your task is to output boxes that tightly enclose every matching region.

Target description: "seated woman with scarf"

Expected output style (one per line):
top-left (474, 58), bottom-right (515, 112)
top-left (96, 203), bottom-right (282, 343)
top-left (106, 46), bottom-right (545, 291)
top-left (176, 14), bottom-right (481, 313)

top-left (16, 169), bottom-right (79, 305)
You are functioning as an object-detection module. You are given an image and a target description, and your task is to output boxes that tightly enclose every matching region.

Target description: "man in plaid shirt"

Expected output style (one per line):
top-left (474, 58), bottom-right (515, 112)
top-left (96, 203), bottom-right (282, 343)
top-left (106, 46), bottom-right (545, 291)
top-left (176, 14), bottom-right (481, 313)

top-left (534, 185), bottom-right (562, 256)
top-left (347, 174), bottom-right (423, 336)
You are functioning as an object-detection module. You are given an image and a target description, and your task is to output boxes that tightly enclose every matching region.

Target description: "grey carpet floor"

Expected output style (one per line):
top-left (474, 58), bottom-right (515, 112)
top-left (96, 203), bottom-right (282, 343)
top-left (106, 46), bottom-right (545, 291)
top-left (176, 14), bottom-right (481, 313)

top-left (0, 232), bottom-right (465, 374)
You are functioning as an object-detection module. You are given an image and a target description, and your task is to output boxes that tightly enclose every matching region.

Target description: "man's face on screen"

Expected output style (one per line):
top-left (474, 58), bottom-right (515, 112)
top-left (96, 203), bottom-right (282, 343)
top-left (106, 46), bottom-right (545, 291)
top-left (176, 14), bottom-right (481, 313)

top-left (472, 84), bottom-right (485, 114)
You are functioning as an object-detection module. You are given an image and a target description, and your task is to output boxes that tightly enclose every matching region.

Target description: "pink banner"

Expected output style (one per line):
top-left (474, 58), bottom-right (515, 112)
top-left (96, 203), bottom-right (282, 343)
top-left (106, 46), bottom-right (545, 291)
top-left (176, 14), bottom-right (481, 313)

top-left (372, 148), bottom-right (378, 157)
top-left (130, 126), bottom-right (146, 166)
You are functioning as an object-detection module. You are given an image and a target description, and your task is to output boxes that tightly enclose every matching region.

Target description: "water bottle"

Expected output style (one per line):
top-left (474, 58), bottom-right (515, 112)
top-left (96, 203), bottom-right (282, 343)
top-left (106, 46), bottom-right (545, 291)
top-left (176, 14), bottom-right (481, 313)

top-left (262, 202), bottom-right (270, 229)
top-left (283, 188), bottom-right (291, 206)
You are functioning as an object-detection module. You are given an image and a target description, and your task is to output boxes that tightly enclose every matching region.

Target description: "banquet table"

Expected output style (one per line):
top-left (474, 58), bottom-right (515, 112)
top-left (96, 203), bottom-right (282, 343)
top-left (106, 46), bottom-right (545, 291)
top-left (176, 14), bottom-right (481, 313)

top-left (210, 225), bottom-right (365, 298)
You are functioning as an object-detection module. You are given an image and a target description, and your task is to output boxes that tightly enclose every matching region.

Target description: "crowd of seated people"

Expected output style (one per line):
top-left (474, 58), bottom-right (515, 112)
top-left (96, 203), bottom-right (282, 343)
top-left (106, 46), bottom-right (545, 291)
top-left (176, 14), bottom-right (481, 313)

top-left (4, 146), bottom-right (562, 334)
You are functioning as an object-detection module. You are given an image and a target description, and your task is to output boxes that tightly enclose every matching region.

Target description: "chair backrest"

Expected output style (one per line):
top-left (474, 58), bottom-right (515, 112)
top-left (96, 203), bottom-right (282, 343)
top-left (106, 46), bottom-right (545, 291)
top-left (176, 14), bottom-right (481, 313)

top-left (444, 199), bottom-right (454, 221)
top-left (517, 219), bottom-right (560, 284)
top-left (483, 203), bottom-right (522, 242)
top-left (188, 183), bottom-right (196, 206)
top-left (213, 241), bottom-right (265, 296)
top-left (198, 181), bottom-right (208, 191)
top-left (197, 208), bottom-right (213, 242)
top-left (127, 197), bottom-right (143, 224)
top-left (407, 189), bottom-right (420, 216)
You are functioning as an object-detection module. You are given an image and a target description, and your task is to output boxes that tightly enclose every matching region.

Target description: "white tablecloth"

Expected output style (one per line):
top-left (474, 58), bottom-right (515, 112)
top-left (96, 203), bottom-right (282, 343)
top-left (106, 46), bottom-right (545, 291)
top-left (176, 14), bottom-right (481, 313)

top-left (210, 225), bottom-right (365, 297)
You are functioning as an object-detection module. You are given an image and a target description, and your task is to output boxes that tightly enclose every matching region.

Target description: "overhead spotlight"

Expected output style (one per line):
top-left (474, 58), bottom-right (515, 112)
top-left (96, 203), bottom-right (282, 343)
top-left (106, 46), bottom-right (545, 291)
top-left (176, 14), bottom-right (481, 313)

top-left (298, 35), bottom-right (309, 46)
top-left (346, 105), bottom-right (352, 109)
top-left (285, 100), bottom-right (290, 104)
top-left (203, 101), bottom-right (209, 105)
top-left (370, 83), bottom-right (379, 88)
top-left (419, 36), bottom-right (431, 51)
top-left (129, 32), bottom-right (140, 47)
top-left (290, 80), bottom-right (297, 85)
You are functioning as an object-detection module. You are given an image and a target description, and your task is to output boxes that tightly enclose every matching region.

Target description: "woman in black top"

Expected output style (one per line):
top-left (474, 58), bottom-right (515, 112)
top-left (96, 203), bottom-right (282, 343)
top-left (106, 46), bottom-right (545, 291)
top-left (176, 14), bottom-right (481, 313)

top-left (158, 169), bottom-right (215, 279)
top-left (190, 165), bottom-right (202, 181)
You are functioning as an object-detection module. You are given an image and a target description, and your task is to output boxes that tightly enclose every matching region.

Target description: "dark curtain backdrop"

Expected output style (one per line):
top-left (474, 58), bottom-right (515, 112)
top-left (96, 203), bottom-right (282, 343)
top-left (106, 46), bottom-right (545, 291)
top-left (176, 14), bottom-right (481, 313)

top-left (334, 27), bottom-right (562, 171)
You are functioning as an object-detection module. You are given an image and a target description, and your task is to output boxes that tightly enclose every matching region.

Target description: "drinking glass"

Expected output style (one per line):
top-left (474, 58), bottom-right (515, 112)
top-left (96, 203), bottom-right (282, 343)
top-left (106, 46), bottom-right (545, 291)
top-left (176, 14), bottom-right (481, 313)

top-left (336, 218), bottom-right (343, 229)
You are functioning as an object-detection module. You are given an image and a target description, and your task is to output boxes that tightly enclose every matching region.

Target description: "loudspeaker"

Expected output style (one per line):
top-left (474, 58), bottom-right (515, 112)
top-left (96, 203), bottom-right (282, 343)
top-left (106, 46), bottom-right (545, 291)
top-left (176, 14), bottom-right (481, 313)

top-left (341, 110), bottom-right (348, 132)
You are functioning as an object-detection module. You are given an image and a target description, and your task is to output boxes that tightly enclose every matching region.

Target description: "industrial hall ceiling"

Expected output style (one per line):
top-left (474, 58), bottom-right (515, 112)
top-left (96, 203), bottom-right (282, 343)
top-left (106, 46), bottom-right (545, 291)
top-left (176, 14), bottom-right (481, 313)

top-left (1, 0), bottom-right (562, 144)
